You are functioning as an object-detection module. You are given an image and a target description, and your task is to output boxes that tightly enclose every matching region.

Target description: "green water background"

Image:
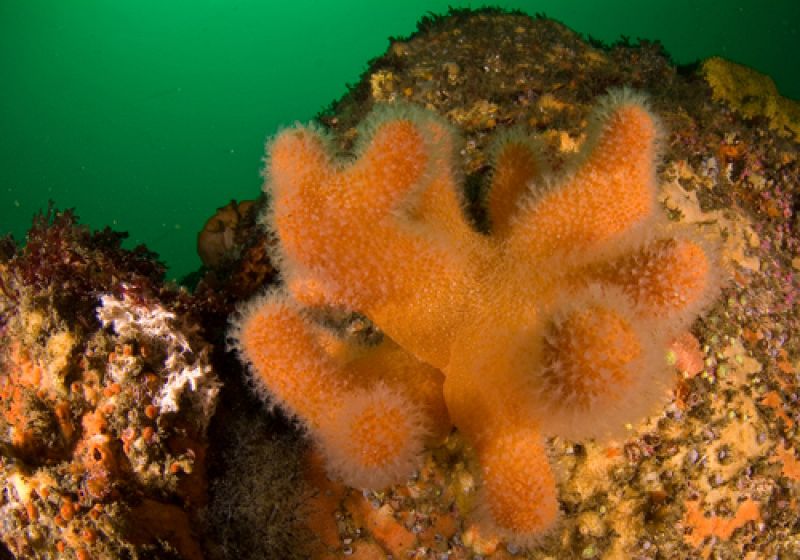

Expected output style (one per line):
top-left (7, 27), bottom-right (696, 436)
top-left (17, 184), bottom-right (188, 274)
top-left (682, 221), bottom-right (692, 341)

top-left (2, 0), bottom-right (798, 280)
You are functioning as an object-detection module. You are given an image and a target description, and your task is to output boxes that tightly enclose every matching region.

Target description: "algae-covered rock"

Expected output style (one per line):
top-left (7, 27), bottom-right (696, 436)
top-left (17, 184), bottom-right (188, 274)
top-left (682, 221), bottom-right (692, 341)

top-left (702, 56), bottom-right (800, 142)
top-left (0, 209), bottom-right (220, 559)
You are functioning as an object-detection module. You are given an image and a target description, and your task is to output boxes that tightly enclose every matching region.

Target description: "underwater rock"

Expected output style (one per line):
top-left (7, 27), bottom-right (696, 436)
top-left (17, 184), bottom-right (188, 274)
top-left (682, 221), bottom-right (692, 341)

top-left (197, 199), bottom-right (259, 269)
top-left (702, 56), bottom-right (800, 142)
top-left (0, 208), bottom-right (220, 559)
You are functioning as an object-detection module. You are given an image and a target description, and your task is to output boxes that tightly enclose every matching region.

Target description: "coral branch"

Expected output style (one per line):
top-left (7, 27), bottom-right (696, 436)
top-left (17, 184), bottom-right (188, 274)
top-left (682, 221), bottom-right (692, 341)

top-left (506, 91), bottom-right (659, 262)
top-left (233, 290), bottom-right (445, 487)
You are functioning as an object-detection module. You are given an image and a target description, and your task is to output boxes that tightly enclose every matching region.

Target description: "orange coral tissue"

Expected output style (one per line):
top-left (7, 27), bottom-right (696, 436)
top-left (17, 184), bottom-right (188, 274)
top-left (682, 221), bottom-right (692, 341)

top-left (230, 90), bottom-right (723, 546)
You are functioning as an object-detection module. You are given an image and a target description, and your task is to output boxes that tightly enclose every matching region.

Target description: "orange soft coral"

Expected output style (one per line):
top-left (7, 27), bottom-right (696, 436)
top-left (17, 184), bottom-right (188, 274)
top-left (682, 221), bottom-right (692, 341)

top-left (232, 290), bottom-right (446, 488)
top-left (233, 90), bottom-right (723, 546)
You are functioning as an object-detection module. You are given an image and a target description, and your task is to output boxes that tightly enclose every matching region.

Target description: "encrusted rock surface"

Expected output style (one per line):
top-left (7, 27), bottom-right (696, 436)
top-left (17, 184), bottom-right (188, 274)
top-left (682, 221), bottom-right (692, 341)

top-left (0, 209), bottom-right (220, 559)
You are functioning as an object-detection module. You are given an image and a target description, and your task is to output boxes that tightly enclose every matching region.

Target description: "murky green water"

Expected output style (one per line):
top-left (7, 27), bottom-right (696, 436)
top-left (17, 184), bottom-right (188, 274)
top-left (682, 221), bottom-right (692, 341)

top-left (1, 0), bottom-right (798, 279)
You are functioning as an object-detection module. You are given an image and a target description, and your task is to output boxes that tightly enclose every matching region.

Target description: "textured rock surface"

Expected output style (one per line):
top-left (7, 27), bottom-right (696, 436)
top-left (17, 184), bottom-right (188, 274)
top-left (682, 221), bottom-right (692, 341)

top-left (0, 210), bottom-right (220, 559)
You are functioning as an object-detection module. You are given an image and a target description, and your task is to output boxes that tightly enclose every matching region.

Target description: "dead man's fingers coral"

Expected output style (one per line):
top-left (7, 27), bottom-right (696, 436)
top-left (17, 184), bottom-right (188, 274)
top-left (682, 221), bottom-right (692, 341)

top-left (472, 424), bottom-right (559, 546)
top-left (267, 105), bottom-right (486, 368)
top-left (485, 131), bottom-right (548, 238)
top-left (232, 291), bottom-right (439, 488)
top-left (232, 292), bottom-right (345, 425)
top-left (235, 88), bottom-right (726, 548)
top-left (318, 381), bottom-right (430, 489)
top-left (503, 90), bottom-right (661, 264)
top-left (521, 287), bottom-right (669, 440)
top-left (441, 361), bottom-right (560, 543)
top-left (268, 106), bottom-right (466, 309)
top-left (581, 232), bottom-right (722, 327)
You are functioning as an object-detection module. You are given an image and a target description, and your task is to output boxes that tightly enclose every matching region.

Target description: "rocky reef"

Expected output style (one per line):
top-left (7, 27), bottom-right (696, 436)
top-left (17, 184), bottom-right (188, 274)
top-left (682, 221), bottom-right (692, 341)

top-left (0, 208), bottom-right (220, 559)
top-left (2, 7), bottom-right (800, 560)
